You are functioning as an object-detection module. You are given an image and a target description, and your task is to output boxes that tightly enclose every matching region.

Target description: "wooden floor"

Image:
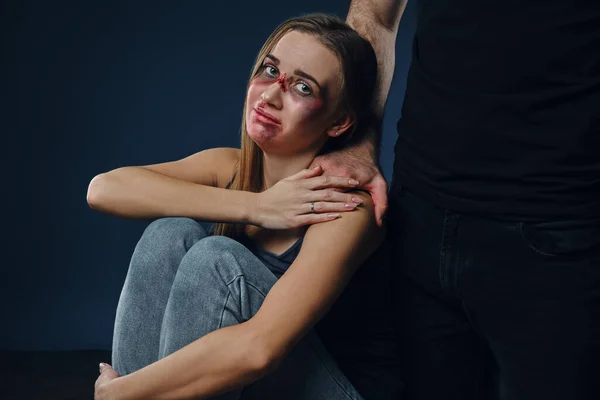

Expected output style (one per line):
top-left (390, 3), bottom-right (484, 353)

top-left (0, 350), bottom-right (111, 400)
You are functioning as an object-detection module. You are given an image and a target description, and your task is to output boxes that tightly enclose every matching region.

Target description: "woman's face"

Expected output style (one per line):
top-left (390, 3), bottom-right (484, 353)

top-left (245, 31), bottom-right (344, 154)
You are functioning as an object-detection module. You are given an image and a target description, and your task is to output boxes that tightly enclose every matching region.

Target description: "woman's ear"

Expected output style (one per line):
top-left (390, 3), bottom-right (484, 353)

top-left (326, 112), bottom-right (354, 138)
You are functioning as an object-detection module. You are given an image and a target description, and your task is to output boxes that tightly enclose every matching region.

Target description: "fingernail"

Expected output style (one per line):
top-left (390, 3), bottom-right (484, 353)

top-left (351, 197), bottom-right (362, 204)
top-left (344, 203), bottom-right (357, 209)
top-left (349, 179), bottom-right (359, 186)
top-left (312, 165), bottom-right (320, 170)
top-left (327, 213), bottom-right (340, 218)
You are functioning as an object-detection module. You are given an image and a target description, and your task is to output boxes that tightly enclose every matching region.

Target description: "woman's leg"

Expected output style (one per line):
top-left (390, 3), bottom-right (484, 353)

top-left (158, 236), bottom-right (364, 400)
top-left (112, 217), bottom-right (208, 376)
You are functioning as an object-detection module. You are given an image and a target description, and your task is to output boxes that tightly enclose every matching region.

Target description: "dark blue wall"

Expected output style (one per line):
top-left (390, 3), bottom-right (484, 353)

top-left (2, 0), bottom-right (415, 350)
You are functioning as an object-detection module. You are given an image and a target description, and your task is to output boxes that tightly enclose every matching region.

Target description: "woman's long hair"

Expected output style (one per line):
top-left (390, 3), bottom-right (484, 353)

top-left (214, 13), bottom-right (378, 238)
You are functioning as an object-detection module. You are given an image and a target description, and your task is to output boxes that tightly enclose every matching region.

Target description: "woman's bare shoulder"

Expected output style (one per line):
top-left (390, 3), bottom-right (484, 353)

top-left (204, 148), bottom-right (240, 188)
top-left (196, 147), bottom-right (239, 164)
top-left (302, 189), bottom-right (383, 256)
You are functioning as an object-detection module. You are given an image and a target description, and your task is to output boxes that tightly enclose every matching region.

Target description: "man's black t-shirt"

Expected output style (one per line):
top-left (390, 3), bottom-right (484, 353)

top-left (394, 0), bottom-right (600, 220)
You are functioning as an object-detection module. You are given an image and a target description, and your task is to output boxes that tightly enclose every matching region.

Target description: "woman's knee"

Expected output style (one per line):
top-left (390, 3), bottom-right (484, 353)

top-left (187, 236), bottom-right (248, 259)
top-left (165, 237), bottom-right (247, 313)
top-left (139, 217), bottom-right (208, 250)
top-left (127, 217), bottom-right (208, 281)
top-left (176, 236), bottom-right (256, 284)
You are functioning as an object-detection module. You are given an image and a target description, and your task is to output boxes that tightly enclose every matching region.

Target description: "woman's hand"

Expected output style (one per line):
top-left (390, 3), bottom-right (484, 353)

top-left (310, 145), bottom-right (388, 227)
top-left (95, 363), bottom-right (120, 399)
top-left (253, 166), bottom-right (364, 229)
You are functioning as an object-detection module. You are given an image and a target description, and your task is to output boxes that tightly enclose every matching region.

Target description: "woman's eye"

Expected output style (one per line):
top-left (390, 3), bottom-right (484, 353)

top-left (294, 82), bottom-right (312, 95)
top-left (264, 65), bottom-right (278, 78)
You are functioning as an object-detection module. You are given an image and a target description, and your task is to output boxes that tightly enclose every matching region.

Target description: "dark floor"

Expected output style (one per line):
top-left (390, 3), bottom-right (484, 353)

top-left (0, 350), bottom-right (111, 400)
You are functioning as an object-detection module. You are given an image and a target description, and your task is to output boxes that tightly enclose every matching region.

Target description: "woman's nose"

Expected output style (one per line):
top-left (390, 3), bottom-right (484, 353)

top-left (261, 82), bottom-right (283, 108)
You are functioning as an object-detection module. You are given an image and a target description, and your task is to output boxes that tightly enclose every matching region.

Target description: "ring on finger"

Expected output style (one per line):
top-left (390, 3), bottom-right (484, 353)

top-left (310, 202), bottom-right (316, 213)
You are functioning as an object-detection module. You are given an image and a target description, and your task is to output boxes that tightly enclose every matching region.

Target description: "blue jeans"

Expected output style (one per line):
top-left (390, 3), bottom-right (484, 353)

top-left (112, 217), bottom-right (364, 400)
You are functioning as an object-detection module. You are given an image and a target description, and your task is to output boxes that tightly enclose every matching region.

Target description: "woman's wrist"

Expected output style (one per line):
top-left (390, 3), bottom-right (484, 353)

top-left (245, 191), bottom-right (262, 226)
top-left (96, 377), bottom-right (125, 400)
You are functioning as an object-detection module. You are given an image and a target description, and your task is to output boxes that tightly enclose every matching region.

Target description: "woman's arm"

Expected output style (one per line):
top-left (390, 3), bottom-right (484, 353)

top-left (86, 148), bottom-right (254, 222)
top-left (87, 148), bottom-right (361, 226)
top-left (98, 192), bottom-right (382, 400)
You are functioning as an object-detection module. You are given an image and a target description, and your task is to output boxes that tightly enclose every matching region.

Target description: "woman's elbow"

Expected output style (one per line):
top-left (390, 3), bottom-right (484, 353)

top-left (86, 173), bottom-right (108, 209)
top-left (245, 334), bottom-right (285, 376)
top-left (247, 344), bottom-right (280, 376)
top-left (86, 173), bottom-right (111, 210)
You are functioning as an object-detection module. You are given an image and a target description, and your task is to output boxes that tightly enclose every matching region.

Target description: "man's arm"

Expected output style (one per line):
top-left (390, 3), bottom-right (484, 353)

top-left (347, 0), bottom-right (408, 158)
top-left (310, 0), bottom-right (407, 225)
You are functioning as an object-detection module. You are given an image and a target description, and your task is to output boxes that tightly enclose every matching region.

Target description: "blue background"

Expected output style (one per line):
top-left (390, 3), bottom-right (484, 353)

top-left (2, 0), bottom-right (415, 351)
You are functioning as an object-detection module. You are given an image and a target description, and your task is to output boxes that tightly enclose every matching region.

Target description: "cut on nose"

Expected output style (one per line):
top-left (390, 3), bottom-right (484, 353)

top-left (276, 72), bottom-right (287, 92)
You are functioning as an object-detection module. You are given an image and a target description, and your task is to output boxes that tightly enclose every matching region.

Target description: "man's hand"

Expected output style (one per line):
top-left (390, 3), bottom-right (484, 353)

top-left (310, 146), bottom-right (388, 226)
top-left (334, 0), bottom-right (406, 227)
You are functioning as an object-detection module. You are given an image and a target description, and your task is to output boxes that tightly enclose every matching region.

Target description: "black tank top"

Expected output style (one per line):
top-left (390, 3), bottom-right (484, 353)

top-left (238, 233), bottom-right (303, 278)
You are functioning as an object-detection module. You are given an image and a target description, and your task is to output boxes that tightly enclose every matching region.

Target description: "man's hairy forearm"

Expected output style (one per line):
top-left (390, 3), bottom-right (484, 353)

top-left (347, 0), bottom-right (408, 159)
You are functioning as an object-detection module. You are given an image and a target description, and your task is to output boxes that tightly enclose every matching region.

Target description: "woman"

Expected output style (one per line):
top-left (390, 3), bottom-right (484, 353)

top-left (89, 13), bottom-right (397, 399)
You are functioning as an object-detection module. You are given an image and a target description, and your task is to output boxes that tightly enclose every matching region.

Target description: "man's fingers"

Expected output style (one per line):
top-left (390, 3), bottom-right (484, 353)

top-left (374, 202), bottom-right (388, 227)
top-left (365, 175), bottom-right (389, 227)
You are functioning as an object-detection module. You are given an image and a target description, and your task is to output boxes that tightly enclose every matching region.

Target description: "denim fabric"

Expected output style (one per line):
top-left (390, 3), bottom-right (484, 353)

top-left (389, 184), bottom-right (600, 400)
top-left (112, 217), bottom-right (364, 399)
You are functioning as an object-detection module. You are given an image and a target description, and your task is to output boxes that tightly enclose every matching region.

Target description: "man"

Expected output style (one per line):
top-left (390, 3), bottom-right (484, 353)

top-left (312, 0), bottom-right (600, 398)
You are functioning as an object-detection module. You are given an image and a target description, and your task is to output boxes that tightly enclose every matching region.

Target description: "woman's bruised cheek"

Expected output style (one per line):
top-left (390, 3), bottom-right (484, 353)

top-left (301, 96), bottom-right (324, 115)
top-left (247, 76), bottom-right (330, 145)
top-left (293, 95), bottom-right (326, 126)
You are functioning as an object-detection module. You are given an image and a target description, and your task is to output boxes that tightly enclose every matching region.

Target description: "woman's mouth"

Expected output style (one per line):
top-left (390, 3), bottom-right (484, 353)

top-left (253, 108), bottom-right (281, 125)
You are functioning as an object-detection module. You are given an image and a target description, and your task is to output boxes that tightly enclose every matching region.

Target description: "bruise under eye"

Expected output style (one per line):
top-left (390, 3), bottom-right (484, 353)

top-left (254, 62), bottom-right (320, 98)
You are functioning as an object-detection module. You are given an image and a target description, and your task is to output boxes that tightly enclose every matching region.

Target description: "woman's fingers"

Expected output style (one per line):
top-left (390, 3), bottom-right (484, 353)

top-left (307, 201), bottom-right (359, 214)
top-left (294, 212), bottom-right (341, 226)
top-left (287, 166), bottom-right (323, 181)
top-left (302, 174), bottom-right (360, 190)
top-left (308, 189), bottom-right (363, 205)
top-left (304, 188), bottom-right (364, 214)
top-left (286, 169), bottom-right (359, 192)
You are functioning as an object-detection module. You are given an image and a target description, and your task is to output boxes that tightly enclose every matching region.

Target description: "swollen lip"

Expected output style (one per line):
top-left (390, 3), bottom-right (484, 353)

top-left (254, 109), bottom-right (281, 125)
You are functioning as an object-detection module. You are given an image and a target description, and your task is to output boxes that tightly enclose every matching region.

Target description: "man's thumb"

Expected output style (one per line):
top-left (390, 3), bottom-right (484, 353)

top-left (367, 177), bottom-right (389, 227)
